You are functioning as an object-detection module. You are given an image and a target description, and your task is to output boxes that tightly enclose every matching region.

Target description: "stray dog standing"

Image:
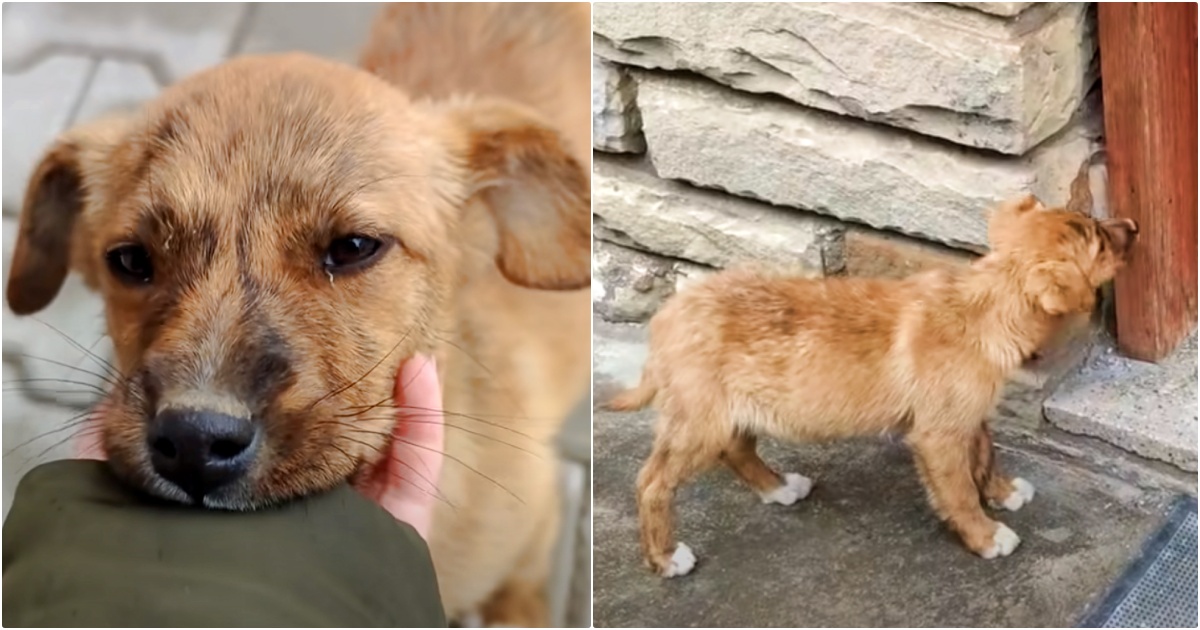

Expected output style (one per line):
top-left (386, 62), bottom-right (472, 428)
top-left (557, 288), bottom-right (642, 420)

top-left (5, 3), bottom-right (590, 625)
top-left (610, 196), bottom-right (1138, 577)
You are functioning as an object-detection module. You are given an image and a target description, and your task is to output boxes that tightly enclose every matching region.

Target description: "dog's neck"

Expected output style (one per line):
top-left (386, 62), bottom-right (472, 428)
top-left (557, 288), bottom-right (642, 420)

top-left (956, 256), bottom-right (1057, 373)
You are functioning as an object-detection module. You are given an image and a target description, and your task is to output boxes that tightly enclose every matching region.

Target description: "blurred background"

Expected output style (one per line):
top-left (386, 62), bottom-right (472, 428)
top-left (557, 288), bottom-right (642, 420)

top-left (1, 3), bottom-right (590, 626)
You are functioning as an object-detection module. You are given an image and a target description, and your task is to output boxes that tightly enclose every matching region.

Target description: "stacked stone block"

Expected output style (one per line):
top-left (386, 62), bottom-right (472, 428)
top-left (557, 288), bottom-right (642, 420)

top-left (592, 1), bottom-right (1102, 428)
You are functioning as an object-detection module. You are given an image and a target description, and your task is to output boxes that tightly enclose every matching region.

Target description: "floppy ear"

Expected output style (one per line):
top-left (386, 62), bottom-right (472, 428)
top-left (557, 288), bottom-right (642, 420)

top-left (6, 140), bottom-right (88, 315)
top-left (444, 99), bottom-right (590, 291)
top-left (6, 116), bottom-right (129, 315)
top-left (1025, 261), bottom-right (1095, 316)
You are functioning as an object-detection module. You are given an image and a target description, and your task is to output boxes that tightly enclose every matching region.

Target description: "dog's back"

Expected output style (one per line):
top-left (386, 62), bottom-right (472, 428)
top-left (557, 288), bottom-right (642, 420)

top-left (361, 3), bottom-right (591, 163)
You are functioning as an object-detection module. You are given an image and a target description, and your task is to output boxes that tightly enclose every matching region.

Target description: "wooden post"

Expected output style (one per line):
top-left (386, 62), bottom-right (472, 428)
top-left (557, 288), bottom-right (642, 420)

top-left (1097, 3), bottom-right (1198, 362)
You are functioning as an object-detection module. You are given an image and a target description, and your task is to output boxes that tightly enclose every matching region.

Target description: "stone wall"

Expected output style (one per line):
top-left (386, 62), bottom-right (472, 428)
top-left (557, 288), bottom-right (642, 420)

top-left (592, 1), bottom-right (1102, 428)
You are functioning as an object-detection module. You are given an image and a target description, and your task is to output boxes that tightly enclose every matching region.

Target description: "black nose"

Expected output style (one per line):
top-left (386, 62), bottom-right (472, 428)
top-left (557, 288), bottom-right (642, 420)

top-left (147, 409), bottom-right (259, 502)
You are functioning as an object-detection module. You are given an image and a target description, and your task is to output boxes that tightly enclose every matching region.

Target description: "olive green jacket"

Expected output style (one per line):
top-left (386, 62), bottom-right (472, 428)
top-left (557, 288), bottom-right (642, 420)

top-left (3, 460), bottom-right (447, 627)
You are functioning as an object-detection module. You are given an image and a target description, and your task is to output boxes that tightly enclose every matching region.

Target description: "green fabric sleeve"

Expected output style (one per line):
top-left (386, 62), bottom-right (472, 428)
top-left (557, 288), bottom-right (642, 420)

top-left (3, 459), bottom-right (447, 628)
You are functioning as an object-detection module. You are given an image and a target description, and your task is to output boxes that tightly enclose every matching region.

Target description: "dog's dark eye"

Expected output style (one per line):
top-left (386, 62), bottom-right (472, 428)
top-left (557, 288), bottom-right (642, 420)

top-left (324, 235), bottom-right (385, 272)
top-left (105, 244), bottom-right (154, 284)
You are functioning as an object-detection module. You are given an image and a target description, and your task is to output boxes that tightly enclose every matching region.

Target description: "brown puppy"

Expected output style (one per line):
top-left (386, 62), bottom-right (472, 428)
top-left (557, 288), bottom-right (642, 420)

top-left (5, 3), bottom-right (590, 626)
top-left (610, 196), bottom-right (1137, 577)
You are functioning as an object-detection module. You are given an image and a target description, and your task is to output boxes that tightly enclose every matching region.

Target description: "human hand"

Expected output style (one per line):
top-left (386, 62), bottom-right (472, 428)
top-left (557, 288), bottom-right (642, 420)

top-left (355, 355), bottom-right (446, 542)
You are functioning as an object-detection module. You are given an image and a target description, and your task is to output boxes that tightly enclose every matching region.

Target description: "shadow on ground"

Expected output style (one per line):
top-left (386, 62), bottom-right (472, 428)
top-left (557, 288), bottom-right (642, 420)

top-left (592, 321), bottom-right (1175, 628)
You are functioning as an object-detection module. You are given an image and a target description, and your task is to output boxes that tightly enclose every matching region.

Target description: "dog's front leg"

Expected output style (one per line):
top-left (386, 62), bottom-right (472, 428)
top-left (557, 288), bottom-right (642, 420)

top-left (909, 428), bottom-right (1022, 559)
top-left (970, 424), bottom-right (1036, 512)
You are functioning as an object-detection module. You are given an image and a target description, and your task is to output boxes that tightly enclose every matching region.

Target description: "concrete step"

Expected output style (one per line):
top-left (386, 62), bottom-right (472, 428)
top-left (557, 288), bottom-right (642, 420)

top-left (1045, 333), bottom-right (1197, 473)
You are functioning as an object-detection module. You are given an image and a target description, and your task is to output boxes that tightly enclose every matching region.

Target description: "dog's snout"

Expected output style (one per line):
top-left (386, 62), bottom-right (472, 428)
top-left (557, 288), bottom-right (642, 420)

top-left (148, 409), bottom-right (259, 502)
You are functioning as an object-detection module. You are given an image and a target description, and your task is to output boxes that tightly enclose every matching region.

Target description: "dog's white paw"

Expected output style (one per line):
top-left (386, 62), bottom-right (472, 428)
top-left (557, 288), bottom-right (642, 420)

top-left (760, 472), bottom-right (813, 506)
top-left (459, 612), bottom-right (484, 628)
top-left (661, 542), bottom-right (696, 578)
top-left (979, 523), bottom-right (1021, 559)
top-left (999, 477), bottom-right (1035, 511)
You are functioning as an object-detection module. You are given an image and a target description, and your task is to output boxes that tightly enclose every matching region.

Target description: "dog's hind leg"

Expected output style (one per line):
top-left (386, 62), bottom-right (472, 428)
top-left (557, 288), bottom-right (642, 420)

top-left (908, 427), bottom-right (1021, 560)
top-left (636, 411), bottom-right (722, 578)
top-left (721, 432), bottom-right (812, 506)
top-left (971, 424), bottom-right (1035, 512)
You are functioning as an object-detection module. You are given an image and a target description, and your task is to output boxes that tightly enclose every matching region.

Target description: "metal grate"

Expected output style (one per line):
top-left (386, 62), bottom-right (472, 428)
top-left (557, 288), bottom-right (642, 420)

top-left (1080, 495), bottom-right (1198, 628)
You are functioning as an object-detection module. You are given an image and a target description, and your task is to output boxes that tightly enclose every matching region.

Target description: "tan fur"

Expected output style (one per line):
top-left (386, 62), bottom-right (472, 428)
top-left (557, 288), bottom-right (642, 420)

top-left (5, 4), bottom-right (590, 625)
top-left (611, 195), bottom-right (1138, 574)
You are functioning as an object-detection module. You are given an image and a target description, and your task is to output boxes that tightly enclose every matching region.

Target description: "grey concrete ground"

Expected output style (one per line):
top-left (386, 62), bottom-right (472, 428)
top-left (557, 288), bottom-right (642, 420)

top-left (2, 4), bottom-right (590, 626)
top-left (593, 320), bottom-right (1180, 628)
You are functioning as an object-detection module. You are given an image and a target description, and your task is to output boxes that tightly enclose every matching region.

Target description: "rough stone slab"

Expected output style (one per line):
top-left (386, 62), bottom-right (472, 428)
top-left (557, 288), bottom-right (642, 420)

top-left (843, 226), bottom-right (974, 279)
top-left (592, 319), bottom-right (1175, 628)
top-left (236, 2), bottom-right (382, 64)
top-left (593, 239), bottom-right (717, 324)
top-left (951, 2), bottom-right (1036, 17)
top-left (2, 3), bottom-right (248, 84)
top-left (593, 239), bottom-right (677, 323)
top-left (73, 60), bottom-right (162, 123)
top-left (2, 218), bottom-right (113, 409)
top-left (593, 57), bottom-right (645, 153)
top-left (593, 156), bottom-right (843, 271)
top-left (635, 73), bottom-right (1100, 251)
top-left (2, 56), bottom-right (95, 216)
top-left (1046, 334), bottom-right (1198, 472)
top-left (593, 2), bottom-right (1095, 154)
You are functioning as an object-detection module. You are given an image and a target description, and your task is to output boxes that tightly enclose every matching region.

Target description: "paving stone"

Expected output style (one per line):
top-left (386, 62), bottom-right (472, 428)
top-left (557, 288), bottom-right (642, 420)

top-left (593, 56), bottom-right (645, 153)
top-left (593, 156), bottom-right (843, 272)
top-left (1046, 333), bottom-right (1198, 472)
top-left (2, 55), bottom-right (95, 216)
top-left (634, 73), bottom-right (1100, 251)
top-left (594, 2), bottom-right (1096, 154)
top-left (2, 218), bottom-right (113, 410)
top-left (236, 2), bottom-right (383, 64)
top-left (3, 3), bottom-right (247, 84)
top-left (73, 59), bottom-right (162, 123)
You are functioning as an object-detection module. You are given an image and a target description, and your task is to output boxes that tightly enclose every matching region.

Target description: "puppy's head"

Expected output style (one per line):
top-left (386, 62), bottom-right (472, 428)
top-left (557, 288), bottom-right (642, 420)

top-left (988, 195), bottom-right (1138, 316)
top-left (5, 53), bottom-right (589, 508)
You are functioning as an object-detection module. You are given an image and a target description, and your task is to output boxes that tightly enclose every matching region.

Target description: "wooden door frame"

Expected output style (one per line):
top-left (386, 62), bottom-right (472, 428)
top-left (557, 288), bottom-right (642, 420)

top-left (1097, 2), bottom-right (1198, 363)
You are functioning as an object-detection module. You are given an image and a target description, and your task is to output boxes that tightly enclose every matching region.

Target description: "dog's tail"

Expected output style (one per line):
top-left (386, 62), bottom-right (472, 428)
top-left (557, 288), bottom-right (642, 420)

top-left (606, 378), bottom-right (657, 412)
top-left (606, 355), bottom-right (662, 412)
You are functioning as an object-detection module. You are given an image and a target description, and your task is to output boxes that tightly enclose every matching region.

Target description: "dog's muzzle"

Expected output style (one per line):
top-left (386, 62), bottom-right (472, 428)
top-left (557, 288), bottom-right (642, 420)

top-left (147, 408), bottom-right (261, 503)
